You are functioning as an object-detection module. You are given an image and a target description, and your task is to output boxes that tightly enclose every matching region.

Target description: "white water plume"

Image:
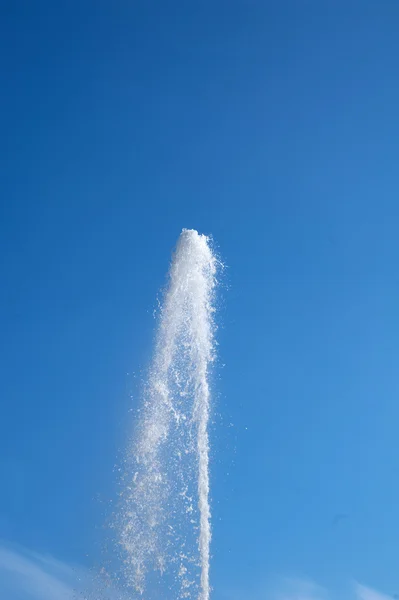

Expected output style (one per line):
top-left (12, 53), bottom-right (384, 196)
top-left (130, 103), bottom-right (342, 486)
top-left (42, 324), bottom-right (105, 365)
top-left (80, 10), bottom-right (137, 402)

top-left (118, 229), bottom-right (220, 600)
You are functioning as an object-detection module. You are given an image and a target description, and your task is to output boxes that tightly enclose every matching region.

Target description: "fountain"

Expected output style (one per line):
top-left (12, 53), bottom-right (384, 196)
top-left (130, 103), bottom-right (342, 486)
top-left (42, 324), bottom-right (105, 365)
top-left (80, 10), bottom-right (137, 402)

top-left (118, 229), bottom-right (220, 600)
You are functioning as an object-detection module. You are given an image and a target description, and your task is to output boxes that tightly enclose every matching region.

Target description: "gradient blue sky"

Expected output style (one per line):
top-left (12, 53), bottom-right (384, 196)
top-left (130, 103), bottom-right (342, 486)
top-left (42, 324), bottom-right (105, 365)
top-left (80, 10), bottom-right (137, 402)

top-left (1, 1), bottom-right (399, 598)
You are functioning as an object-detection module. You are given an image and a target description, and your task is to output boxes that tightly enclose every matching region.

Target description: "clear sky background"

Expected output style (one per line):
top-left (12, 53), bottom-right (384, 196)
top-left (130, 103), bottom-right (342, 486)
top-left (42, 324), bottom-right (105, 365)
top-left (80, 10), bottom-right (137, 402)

top-left (1, 2), bottom-right (399, 599)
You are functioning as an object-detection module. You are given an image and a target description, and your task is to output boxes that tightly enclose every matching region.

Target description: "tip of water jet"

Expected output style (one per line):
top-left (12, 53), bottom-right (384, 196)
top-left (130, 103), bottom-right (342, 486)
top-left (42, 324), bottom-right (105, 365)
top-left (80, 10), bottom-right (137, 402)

top-left (180, 228), bottom-right (199, 238)
top-left (180, 228), bottom-right (208, 238)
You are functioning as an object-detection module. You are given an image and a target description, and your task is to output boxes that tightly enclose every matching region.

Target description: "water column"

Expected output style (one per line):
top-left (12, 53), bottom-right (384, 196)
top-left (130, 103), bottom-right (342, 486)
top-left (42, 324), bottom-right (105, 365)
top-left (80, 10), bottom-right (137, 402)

top-left (119, 230), bottom-right (220, 600)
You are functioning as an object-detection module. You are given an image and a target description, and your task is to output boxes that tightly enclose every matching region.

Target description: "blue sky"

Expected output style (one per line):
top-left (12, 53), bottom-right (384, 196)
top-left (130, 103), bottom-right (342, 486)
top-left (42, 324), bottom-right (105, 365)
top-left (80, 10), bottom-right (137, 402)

top-left (1, 1), bottom-right (399, 598)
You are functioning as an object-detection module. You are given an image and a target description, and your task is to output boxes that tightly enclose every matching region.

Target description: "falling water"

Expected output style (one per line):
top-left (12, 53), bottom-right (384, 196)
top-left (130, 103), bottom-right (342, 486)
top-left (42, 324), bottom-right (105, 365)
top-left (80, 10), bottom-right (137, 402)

top-left (119, 229), bottom-right (220, 600)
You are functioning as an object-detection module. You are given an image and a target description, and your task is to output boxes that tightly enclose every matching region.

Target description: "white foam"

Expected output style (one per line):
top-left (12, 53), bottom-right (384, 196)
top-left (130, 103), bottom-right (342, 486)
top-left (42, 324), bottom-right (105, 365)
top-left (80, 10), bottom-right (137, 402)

top-left (119, 229), bottom-right (219, 599)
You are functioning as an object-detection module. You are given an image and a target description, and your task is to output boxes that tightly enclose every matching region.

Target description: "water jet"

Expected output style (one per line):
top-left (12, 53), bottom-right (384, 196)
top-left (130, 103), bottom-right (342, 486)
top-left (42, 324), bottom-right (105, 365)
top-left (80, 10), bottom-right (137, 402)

top-left (119, 229), bottom-right (220, 600)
